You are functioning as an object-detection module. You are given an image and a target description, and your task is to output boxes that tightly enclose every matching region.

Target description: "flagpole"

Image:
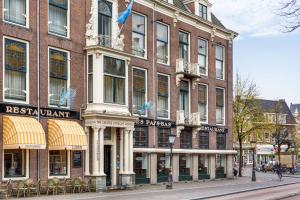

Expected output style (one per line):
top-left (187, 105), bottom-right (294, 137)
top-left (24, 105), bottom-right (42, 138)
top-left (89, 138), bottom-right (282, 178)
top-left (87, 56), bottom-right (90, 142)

top-left (118, 24), bottom-right (125, 37)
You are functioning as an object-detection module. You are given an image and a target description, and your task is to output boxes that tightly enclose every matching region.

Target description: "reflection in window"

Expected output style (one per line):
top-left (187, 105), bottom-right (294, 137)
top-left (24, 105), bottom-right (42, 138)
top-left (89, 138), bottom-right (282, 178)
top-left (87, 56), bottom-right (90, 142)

top-left (49, 150), bottom-right (68, 176)
top-left (198, 84), bottom-right (208, 123)
top-left (132, 13), bottom-right (146, 57)
top-left (133, 68), bottom-right (146, 115)
top-left (199, 131), bottom-right (209, 149)
top-left (199, 3), bottom-right (207, 20)
top-left (4, 0), bottom-right (27, 26)
top-left (134, 126), bottom-right (148, 147)
top-left (98, 0), bottom-right (112, 47)
top-left (216, 45), bottom-right (224, 80)
top-left (216, 133), bottom-right (226, 150)
top-left (157, 74), bottom-right (169, 118)
top-left (156, 23), bottom-right (169, 64)
top-left (4, 149), bottom-right (26, 178)
top-left (158, 128), bottom-right (170, 148)
top-left (48, 0), bottom-right (68, 36)
top-left (198, 39), bottom-right (207, 75)
top-left (179, 31), bottom-right (189, 63)
top-left (216, 88), bottom-right (225, 125)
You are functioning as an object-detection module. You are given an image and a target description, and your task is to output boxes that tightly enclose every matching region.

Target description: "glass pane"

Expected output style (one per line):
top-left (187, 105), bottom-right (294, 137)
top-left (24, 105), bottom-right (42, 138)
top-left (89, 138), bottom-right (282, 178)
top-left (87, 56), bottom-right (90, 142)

top-left (134, 127), bottom-right (148, 147)
top-left (49, 49), bottom-right (68, 79)
top-left (4, 149), bottom-right (26, 178)
top-left (132, 32), bottom-right (145, 57)
top-left (216, 88), bottom-right (224, 107)
top-left (132, 13), bottom-right (145, 34)
top-left (49, 77), bottom-right (68, 106)
top-left (179, 43), bottom-right (188, 62)
top-left (158, 75), bottom-right (168, 96)
top-left (104, 57), bottom-right (125, 77)
top-left (49, 150), bottom-right (68, 176)
top-left (157, 75), bottom-right (169, 118)
top-left (216, 60), bottom-right (223, 79)
top-left (179, 32), bottom-right (188, 43)
top-left (4, 0), bottom-right (26, 25)
top-left (115, 78), bottom-right (125, 104)
top-left (198, 85), bottom-right (207, 103)
top-left (104, 75), bottom-right (113, 103)
top-left (88, 74), bottom-right (93, 103)
top-left (88, 55), bottom-right (93, 73)
top-left (157, 41), bottom-right (168, 64)
top-left (5, 39), bottom-right (26, 72)
top-left (198, 55), bottom-right (206, 74)
top-left (133, 69), bottom-right (146, 115)
top-left (49, 4), bottom-right (68, 36)
top-left (156, 23), bottom-right (168, 42)
top-left (198, 39), bottom-right (207, 55)
top-left (216, 45), bottom-right (224, 60)
top-left (98, 0), bottom-right (112, 16)
top-left (5, 70), bottom-right (26, 101)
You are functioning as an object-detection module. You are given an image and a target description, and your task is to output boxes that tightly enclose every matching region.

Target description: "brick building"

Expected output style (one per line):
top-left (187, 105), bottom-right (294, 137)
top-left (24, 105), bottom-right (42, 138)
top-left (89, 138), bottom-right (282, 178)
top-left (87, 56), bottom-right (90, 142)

top-left (0, 0), bottom-right (237, 190)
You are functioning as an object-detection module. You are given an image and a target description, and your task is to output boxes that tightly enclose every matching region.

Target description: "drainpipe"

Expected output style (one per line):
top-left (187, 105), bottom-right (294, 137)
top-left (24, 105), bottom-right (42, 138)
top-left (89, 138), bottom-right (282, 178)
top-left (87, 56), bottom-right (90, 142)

top-left (152, 2), bottom-right (156, 149)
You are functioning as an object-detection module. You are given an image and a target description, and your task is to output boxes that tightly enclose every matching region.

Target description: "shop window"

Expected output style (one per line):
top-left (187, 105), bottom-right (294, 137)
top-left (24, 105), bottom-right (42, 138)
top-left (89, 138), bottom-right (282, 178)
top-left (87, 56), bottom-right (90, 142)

top-left (216, 88), bottom-right (225, 125)
top-left (216, 45), bottom-right (224, 80)
top-left (179, 31), bottom-right (189, 63)
top-left (157, 153), bottom-right (169, 182)
top-left (198, 38), bottom-right (208, 75)
top-left (180, 129), bottom-right (192, 149)
top-left (132, 13), bottom-right (146, 57)
top-left (134, 153), bottom-right (148, 177)
top-left (49, 150), bottom-right (68, 176)
top-left (179, 154), bottom-right (190, 175)
top-left (133, 126), bottom-right (148, 147)
top-left (49, 48), bottom-right (69, 107)
top-left (104, 128), bottom-right (111, 140)
top-left (98, 0), bottom-right (112, 47)
top-left (48, 0), bottom-right (69, 37)
top-left (198, 154), bottom-right (209, 174)
top-left (157, 74), bottom-right (169, 118)
top-left (4, 0), bottom-right (27, 26)
top-left (104, 56), bottom-right (126, 105)
top-left (133, 68), bottom-right (146, 115)
top-left (4, 149), bottom-right (26, 178)
top-left (158, 128), bottom-right (170, 148)
top-left (156, 22), bottom-right (169, 64)
top-left (198, 84), bottom-right (208, 123)
top-left (216, 154), bottom-right (226, 177)
top-left (199, 131), bottom-right (209, 149)
top-left (4, 38), bottom-right (28, 102)
top-left (216, 133), bottom-right (226, 150)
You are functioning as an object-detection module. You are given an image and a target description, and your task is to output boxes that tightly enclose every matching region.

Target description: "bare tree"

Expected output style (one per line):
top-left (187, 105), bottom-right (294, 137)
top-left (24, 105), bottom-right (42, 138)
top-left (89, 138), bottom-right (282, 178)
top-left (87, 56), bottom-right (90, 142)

top-left (280, 0), bottom-right (300, 32)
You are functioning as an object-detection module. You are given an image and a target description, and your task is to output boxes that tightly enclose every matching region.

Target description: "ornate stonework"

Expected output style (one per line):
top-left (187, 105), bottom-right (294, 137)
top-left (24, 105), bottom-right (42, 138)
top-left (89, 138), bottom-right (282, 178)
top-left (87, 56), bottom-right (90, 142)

top-left (86, 0), bottom-right (98, 46)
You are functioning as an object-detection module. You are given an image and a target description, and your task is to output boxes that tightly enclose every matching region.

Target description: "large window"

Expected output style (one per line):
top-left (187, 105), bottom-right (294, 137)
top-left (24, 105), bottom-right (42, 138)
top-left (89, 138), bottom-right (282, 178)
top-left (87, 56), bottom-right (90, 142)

top-left (104, 56), bottom-right (126, 105)
top-left (180, 129), bottom-right (192, 149)
top-left (133, 126), bottom-right (148, 147)
top-left (199, 131), bottom-right (209, 149)
top-left (179, 31), bottom-right (189, 63)
top-left (133, 68), bottom-right (146, 115)
top-left (216, 88), bottom-right (225, 125)
top-left (98, 0), bottom-right (112, 47)
top-left (49, 150), bottom-right (68, 176)
top-left (4, 38), bottom-right (28, 102)
top-left (198, 39), bottom-right (208, 75)
top-left (88, 55), bottom-right (93, 103)
top-left (158, 128), bottom-right (170, 148)
top-left (179, 81), bottom-right (189, 118)
top-left (132, 13), bottom-right (146, 57)
top-left (198, 84), bottom-right (208, 123)
top-left (199, 3), bottom-right (207, 20)
top-left (198, 154), bottom-right (209, 175)
top-left (4, 149), bottom-right (27, 178)
top-left (48, 0), bottom-right (68, 37)
top-left (216, 45), bottom-right (224, 80)
top-left (156, 23), bottom-right (169, 64)
top-left (4, 0), bottom-right (27, 26)
top-left (49, 48), bottom-right (69, 107)
top-left (157, 74), bottom-right (169, 118)
top-left (216, 133), bottom-right (226, 150)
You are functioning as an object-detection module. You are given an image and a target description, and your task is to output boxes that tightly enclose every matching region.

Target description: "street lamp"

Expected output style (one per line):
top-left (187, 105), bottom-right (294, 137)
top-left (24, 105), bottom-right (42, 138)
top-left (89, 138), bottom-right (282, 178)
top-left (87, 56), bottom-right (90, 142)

top-left (250, 140), bottom-right (257, 182)
top-left (166, 132), bottom-right (176, 189)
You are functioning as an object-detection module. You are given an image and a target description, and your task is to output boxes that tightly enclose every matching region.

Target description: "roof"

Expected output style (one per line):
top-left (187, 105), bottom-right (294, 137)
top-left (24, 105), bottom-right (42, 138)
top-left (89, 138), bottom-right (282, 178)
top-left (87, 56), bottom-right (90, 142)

top-left (290, 103), bottom-right (300, 115)
top-left (255, 99), bottom-right (297, 124)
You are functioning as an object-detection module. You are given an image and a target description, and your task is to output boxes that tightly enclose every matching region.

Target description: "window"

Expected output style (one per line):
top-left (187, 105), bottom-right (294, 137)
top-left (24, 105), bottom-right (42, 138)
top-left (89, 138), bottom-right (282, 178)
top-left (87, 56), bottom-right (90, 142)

top-left (48, 0), bottom-right (68, 37)
top-left (134, 153), bottom-right (148, 178)
top-left (104, 56), bottom-right (126, 105)
top-left (4, 0), bottom-right (27, 26)
top-left (179, 154), bottom-right (190, 174)
top-left (98, 0), bottom-right (112, 47)
top-left (216, 45), bottom-right (224, 80)
top-left (133, 68), bottom-right (146, 115)
top-left (199, 131), bottom-right (209, 149)
top-left (198, 84), bottom-right (208, 123)
top-left (265, 133), bottom-right (270, 143)
top-left (179, 31), bottom-right (189, 63)
top-left (132, 13), bottom-right (146, 57)
top-left (180, 129), bottom-right (192, 149)
top-left (88, 55), bottom-right (93, 103)
top-left (199, 3), bottom-right (207, 20)
top-left (49, 150), bottom-right (68, 176)
top-left (216, 133), bottom-right (226, 150)
top-left (198, 154), bottom-right (209, 174)
top-left (133, 126), bottom-right (148, 147)
top-left (157, 74), bottom-right (169, 118)
top-left (216, 154), bottom-right (226, 174)
top-left (158, 128), bottom-right (170, 148)
top-left (4, 38), bottom-right (28, 102)
top-left (216, 88), bottom-right (225, 125)
top-left (198, 39), bottom-right (208, 75)
top-left (156, 23), bottom-right (169, 64)
top-left (4, 149), bottom-right (27, 178)
top-left (179, 81), bottom-right (189, 118)
top-left (49, 48), bottom-right (69, 107)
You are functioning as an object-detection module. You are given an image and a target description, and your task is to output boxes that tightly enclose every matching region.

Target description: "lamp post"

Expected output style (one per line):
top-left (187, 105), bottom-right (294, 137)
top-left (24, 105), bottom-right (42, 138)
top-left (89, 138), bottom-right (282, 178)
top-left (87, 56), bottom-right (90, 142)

top-left (250, 140), bottom-right (257, 182)
top-left (166, 132), bottom-right (176, 189)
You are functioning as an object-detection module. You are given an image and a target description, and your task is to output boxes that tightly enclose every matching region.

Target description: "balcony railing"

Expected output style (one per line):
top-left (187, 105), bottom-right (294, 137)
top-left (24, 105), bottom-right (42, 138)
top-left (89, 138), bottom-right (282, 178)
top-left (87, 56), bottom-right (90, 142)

top-left (177, 110), bottom-right (201, 126)
top-left (176, 58), bottom-right (200, 77)
top-left (97, 34), bottom-right (124, 51)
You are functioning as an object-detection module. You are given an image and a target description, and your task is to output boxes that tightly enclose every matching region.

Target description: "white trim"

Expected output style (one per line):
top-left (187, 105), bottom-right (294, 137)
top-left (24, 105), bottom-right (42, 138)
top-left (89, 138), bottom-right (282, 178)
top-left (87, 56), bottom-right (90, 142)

top-left (86, 54), bottom-right (94, 103)
top-left (3, 36), bottom-right (30, 104)
top-left (48, 46), bottom-right (71, 108)
top-left (198, 37), bottom-right (208, 76)
top-left (198, 83), bottom-right (208, 124)
top-left (132, 66), bottom-right (148, 117)
top-left (216, 87), bottom-right (225, 126)
top-left (2, 0), bottom-right (29, 28)
top-left (133, 148), bottom-right (237, 154)
top-left (215, 44), bottom-right (225, 81)
top-left (48, 150), bottom-right (71, 179)
top-left (157, 73), bottom-right (170, 120)
top-left (132, 11), bottom-right (148, 60)
top-left (156, 21), bottom-right (170, 66)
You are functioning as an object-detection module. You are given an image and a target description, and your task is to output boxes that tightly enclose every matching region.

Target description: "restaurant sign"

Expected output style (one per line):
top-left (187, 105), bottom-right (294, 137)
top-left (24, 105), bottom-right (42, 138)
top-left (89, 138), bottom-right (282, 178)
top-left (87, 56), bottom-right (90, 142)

top-left (0, 103), bottom-right (80, 119)
top-left (135, 118), bottom-right (176, 128)
top-left (199, 125), bottom-right (228, 133)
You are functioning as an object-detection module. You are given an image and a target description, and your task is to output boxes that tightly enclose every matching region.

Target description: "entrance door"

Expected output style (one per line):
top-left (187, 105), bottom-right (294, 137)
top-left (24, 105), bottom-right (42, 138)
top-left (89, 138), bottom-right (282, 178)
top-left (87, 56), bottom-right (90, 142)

top-left (104, 145), bottom-right (112, 186)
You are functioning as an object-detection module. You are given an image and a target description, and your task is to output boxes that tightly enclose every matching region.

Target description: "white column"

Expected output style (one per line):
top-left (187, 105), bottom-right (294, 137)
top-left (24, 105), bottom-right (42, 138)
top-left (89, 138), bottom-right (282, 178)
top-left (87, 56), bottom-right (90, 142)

top-left (85, 127), bottom-right (90, 175)
top-left (92, 127), bottom-right (100, 175)
top-left (124, 129), bottom-right (129, 173)
top-left (99, 127), bottom-right (106, 176)
top-left (129, 130), bottom-right (134, 173)
top-left (120, 129), bottom-right (124, 173)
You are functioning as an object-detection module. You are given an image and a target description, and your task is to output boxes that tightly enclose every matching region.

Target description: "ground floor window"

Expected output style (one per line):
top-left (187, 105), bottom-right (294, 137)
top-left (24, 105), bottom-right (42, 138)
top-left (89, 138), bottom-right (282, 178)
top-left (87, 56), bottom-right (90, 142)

top-left (179, 154), bottom-right (192, 181)
top-left (49, 150), bottom-right (68, 176)
top-left (4, 149), bottom-right (27, 178)
top-left (157, 153), bottom-right (169, 182)
top-left (216, 154), bottom-right (226, 178)
top-left (198, 154), bottom-right (209, 174)
top-left (134, 153), bottom-right (148, 177)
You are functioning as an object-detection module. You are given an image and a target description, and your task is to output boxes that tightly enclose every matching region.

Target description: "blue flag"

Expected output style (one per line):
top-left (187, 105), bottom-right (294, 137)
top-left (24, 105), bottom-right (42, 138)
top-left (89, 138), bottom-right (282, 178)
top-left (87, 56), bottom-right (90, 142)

top-left (117, 0), bottom-right (134, 24)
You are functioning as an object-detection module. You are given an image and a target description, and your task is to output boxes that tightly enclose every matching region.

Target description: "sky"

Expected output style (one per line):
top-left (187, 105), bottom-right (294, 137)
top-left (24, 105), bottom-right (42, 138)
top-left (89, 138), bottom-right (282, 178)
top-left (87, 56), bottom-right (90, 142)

top-left (210, 0), bottom-right (300, 105)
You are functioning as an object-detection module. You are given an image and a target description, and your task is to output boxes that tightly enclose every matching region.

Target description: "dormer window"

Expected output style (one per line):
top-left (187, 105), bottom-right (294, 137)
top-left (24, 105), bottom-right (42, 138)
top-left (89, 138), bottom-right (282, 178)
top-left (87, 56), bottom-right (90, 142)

top-left (199, 3), bottom-right (207, 20)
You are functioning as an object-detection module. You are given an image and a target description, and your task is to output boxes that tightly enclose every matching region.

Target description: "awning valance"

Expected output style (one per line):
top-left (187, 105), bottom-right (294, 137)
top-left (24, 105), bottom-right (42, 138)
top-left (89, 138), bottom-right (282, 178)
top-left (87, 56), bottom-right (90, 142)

top-left (48, 119), bottom-right (87, 150)
top-left (3, 115), bottom-right (46, 149)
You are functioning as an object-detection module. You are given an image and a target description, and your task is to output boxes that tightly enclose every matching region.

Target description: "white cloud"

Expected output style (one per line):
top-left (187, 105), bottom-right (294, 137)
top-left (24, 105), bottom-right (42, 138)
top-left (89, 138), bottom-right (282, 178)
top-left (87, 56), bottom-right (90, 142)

top-left (210, 0), bottom-right (294, 38)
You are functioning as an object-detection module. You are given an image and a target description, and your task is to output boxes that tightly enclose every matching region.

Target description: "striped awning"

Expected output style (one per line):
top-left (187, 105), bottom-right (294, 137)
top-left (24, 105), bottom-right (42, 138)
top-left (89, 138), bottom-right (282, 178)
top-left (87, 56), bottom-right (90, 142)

top-left (48, 119), bottom-right (87, 150)
top-left (3, 115), bottom-right (46, 149)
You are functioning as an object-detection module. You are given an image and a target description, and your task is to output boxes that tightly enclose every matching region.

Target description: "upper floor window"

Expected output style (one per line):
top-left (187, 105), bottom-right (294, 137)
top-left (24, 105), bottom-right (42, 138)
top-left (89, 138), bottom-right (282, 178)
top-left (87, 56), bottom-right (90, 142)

top-left (133, 126), bottom-right (148, 148)
top-left (87, 55), bottom-right (93, 103)
top-left (4, 0), bottom-right (27, 26)
top-left (104, 56), bottom-right (125, 105)
top-left (49, 48), bottom-right (69, 107)
top-left (199, 3), bottom-right (207, 20)
top-left (216, 133), bottom-right (226, 150)
top-left (133, 68), bottom-right (147, 116)
top-left (198, 84), bottom-right (208, 123)
top-left (180, 129), bottom-right (192, 149)
top-left (199, 131), bottom-right (209, 149)
top-left (157, 74), bottom-right (169, 119)
top-left (98, 0), bottom-right (112, 47)
top-left (179, 31), bottom-right (189, 63)
top-left (4, 38), bottom-right (28, 102)
top-left (156, 23), bottom-right (169, 64)
top-left (132, 13), bottom-right (146, 58)
top-left (48, 0), bottom-right (69, 37)
top-left (157, 128), bottom-right (170, 148)
top-left (216, 45), bottom-right (225, 80)
top-left (179, 81), bottom-right (189, 118)
top-left (198, 39), bottom-right (208, 75)
top-left (216, 88), bottom-right (225, 125)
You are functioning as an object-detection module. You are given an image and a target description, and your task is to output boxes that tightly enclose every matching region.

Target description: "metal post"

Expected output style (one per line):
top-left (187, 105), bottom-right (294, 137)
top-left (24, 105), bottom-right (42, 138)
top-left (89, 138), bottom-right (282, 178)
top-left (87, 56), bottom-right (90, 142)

top-left (252, 147), bottom-right (256, 182)
top-left (167, 143), bottom-right (173, 189)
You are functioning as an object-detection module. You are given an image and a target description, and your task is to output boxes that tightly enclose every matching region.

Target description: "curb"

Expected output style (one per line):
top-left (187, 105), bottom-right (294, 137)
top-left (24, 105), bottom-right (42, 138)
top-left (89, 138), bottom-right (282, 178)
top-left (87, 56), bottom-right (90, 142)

top-left (268, 192), bottom-right (300, 200)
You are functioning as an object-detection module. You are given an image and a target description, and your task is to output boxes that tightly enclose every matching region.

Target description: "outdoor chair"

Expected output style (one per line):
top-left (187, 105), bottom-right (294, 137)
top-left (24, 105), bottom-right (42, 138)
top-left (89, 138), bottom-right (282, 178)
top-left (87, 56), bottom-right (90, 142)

top-left (25, 179), bottom-right (39, 196)
top-left (0, 180), bottom-right (11, 199)
top-left (72, 177), bottom-right (82, 193)
top-left (47, 179), bottom-right (57, 195)
top-left (16, 180), bottom-right (27, 198)
top-left (82, 177), bottom-right (94, 192)
top-left (65, 179), bottom-right (73, 193)
top-left (55, 178), bottom-right (66, 195)
top-left (38, 180), bottom-right (48, 195)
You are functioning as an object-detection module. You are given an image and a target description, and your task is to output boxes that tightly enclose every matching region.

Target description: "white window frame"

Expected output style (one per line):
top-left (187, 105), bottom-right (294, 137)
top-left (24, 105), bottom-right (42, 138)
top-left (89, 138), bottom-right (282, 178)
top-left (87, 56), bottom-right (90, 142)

top-left (48, 46), bottom-right (71, 108)
top-left (199, 83), bottom-right (208, 124)
top-left (2, 149), bottom-right (29, 181)
top-left (48, 0), bottom-right (71, 38)
top-left (179, 78), bottom-right (191, 116)
top-left (157, 73), bottom-right (170, 120)
top-left (216, 87), bottom-right (225, 126)
top-left (2, 0), bottom-right (29, 28)
top-left (132, 12), bottom-right (147, 60)
top-left (132, 66), bottom-right (148, 117)
top-left (87, 54), bottom-right (94, 104)
top-left (156, 22), bottom-right (170, 66)
top-left (216, 45), bottom-right (225, 80)
top-left (198, 38), bottom-right (208, 76)
top-left (178, 30), bottom-right (191, 63)
top-left (3, 36), bottom-right (30, 104)
top-left (48, 150), bottom-right (71, 179)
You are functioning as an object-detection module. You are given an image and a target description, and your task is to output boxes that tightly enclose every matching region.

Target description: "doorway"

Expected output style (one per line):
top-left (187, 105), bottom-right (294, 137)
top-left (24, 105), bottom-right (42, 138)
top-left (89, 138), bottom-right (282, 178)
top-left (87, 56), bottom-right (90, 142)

top-left (104, 145), bottom-right (112, 186)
